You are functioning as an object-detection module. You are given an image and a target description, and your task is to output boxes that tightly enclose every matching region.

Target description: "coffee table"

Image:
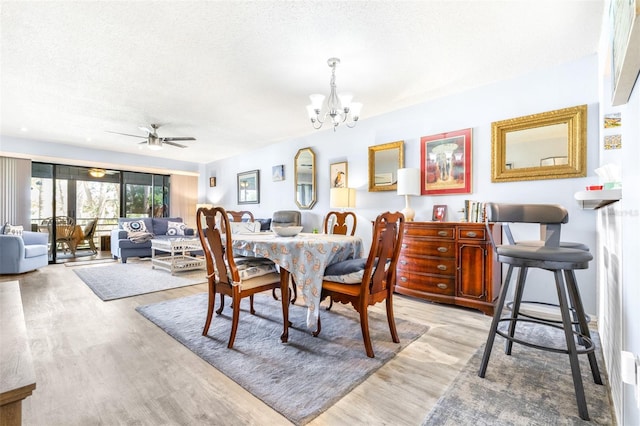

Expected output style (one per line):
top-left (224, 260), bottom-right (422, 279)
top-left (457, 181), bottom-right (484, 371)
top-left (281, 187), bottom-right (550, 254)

top-left (151, 237), bottom-right (205, 275)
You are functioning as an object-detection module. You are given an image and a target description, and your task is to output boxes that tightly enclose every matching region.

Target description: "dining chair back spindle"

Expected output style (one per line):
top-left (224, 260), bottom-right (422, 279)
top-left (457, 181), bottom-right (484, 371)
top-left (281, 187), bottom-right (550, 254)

top-left (226, 210), bottom-right (255, 223)
top-left (315, 211), bottom-right (405, 358)
top-left (324, 211), bottom-right (357, 236)
top-left (196, 206), bottom-right (281, 349)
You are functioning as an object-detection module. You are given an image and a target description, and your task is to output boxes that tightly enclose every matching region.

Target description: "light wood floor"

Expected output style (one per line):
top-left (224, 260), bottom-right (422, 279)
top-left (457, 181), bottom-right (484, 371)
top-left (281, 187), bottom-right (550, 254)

top-left (3, 261), bottom-right (494, 425)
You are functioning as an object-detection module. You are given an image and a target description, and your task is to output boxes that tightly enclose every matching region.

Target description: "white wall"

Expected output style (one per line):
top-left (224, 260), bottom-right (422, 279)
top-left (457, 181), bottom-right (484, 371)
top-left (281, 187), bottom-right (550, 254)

top-left (598, 26), bottom-right (640, 423)
top-left (204, 55), bottom-right (601, 314)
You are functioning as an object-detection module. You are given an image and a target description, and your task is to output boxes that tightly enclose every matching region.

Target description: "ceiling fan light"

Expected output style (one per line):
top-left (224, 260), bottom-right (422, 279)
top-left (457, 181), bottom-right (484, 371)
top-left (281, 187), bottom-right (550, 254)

top-left (88, 168), bottom-right (106, 178)
top-left (148, 143), bottom-right (163, 151)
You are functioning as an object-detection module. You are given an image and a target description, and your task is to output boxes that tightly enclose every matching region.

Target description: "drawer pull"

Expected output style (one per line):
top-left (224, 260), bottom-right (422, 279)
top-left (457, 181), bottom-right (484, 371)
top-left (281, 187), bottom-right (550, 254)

top-left (437, 283), bottom-right (448, 289)
top-left (400, 260), bottom-right (407, 265)
top-left (438, 231), bottom-right (448, 237)
top-left (437, 264), bottom-right (447, 271)
top-left (402, 243), bottom-right (408, 248)
top-left (437, 246), bottom-right (448, 253)
top-left (466, 231), bottom-right (477, 237)
top-left (400, 276), bottom-right (408, 282)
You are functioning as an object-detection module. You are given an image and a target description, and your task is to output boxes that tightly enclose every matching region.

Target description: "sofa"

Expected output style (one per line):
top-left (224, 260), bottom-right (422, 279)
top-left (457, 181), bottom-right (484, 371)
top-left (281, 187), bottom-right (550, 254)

top-left (0, 224), bottom-right (49, 274)
top-left (110, 217), bottom-right (195, 263)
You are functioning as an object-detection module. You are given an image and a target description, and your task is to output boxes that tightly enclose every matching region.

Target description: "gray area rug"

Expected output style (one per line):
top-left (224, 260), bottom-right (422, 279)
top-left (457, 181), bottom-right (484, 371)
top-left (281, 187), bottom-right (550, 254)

top-left (74, 262), bottom-right (206, 301)
top-left (422, 323), bottom-right (613, 425)
top-left (136, 292), bottom-right (428, 425)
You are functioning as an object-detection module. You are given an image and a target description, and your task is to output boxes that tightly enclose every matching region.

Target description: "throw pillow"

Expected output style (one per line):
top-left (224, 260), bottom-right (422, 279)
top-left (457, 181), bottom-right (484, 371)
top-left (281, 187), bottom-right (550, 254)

top-left (3, 223), bottom-right (24, 236)
top-left (324, 258), bottom-right (367, 284)
top-left (234, 258), bottom-right (278, 281)
top-left (122, 220), bottom-right (148, 236)
top-left (166, 221), bottom-right (187, 236)
top-left (229, 221), bottom-right (261, 234)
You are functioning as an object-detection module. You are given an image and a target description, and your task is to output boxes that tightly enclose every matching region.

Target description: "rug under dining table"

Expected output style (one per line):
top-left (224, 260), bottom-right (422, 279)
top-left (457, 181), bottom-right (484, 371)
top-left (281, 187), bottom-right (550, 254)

top-left (136, 292), bottom-right (429, 425)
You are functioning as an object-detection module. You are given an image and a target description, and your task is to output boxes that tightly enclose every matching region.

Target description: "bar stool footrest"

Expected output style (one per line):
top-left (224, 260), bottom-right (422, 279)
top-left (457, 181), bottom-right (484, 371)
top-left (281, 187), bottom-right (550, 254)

top-left (505, 300), bottom-right (591, 325)
top-left (496, 318), bottom-right (595, 355)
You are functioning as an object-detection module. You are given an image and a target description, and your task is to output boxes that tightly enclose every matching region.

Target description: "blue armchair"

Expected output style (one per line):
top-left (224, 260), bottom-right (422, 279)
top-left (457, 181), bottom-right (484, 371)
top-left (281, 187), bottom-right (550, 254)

top-left (0, 226), bottom-right (49, 274)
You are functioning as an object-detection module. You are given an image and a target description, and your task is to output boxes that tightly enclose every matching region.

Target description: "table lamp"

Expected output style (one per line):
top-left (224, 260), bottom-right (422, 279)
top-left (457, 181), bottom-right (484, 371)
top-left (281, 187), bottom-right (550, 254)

top-left (397, 168), bottom-right (420, 221)
top-left (330, 187), bottom-right (356, 209)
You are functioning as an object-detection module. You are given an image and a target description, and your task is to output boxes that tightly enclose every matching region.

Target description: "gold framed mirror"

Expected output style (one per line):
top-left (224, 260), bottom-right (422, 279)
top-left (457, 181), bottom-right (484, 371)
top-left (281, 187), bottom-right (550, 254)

top-left (491, 104), bottom-right (587, 182)
top-left (294, 147), bottom-right (316, 209)
top-left (368, 141), bottom-right (404, 191)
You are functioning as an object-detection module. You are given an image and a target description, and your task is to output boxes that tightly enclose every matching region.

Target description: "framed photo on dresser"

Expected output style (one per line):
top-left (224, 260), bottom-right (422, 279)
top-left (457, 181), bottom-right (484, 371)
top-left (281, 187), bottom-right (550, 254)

top-left (432, 205), bottom-right (447, 222)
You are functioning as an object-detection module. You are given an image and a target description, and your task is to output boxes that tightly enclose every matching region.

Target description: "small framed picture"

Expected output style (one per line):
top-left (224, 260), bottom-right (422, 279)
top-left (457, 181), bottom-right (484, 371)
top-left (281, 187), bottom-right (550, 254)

top-left (237, 170), bottom-right (260, 204)
top-left (272, 165), bottom-right (285, 181)
top-left (330, 161), bottom-right (348, 188)
top-left (432, 205), bottom-right (447, 222)
top-left (209, 177), bottom-right (217, 187)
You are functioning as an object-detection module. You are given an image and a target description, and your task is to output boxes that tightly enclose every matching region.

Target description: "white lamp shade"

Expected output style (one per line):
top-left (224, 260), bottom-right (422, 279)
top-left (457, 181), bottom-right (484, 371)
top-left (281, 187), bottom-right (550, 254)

top-left (349, 102), bottom-right (363, 117)
top-left (397, 168), bottom-right (420, 196)
top-left (309, 94), bottom-right (325, 110)
top-left (330, 187), bottom-right (356, 208)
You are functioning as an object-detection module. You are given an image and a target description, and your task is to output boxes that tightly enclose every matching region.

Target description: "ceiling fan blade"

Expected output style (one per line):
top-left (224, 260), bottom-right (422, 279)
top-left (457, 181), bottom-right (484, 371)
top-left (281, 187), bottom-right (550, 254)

top-left (162, 137), bottom-right (196, 142)
top-left (106, 131), bottom-right (145, 138)
top-left (163, 141), bottom-right (188, 148)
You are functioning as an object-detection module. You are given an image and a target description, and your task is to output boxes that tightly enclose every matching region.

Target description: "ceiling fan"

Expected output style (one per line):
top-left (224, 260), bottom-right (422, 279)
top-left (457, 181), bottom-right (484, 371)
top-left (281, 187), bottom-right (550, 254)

top-left (107, 124), bottom-right (196, 150)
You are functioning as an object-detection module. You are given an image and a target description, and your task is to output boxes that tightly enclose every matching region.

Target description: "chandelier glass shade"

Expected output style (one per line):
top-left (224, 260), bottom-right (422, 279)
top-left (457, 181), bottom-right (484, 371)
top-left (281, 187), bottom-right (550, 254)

top-left (306, 58), bottom-right (362, 131)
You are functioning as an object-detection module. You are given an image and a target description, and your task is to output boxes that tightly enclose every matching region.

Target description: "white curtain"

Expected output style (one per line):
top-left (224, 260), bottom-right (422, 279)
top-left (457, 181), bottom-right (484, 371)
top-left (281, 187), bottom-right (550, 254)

top-left (0, 156), bottom-right (32, 227)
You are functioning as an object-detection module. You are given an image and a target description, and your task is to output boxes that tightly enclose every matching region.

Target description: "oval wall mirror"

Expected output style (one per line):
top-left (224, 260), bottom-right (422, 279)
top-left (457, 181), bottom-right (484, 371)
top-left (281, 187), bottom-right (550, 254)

top-left (294, 147), bottom-right (316, 209)
top-left (368, 140), bottom-right (404, 192)
top-left (491, 104), bottom-right (587, 182)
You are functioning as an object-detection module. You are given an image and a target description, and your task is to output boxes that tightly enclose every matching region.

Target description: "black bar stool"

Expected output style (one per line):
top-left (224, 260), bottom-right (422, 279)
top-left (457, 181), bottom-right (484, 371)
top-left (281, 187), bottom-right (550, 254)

top-left (477, 203), bottom-right (602, 421)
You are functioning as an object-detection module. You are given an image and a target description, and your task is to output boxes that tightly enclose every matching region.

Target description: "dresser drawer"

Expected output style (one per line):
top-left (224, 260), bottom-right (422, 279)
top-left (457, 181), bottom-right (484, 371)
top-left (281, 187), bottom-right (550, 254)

top-left (398, 255), bottom-right (456, 275)
top-left (403, 225), bottom-right (455, 239)
top-left (457, 226), bottom-right (487, 241)
top-left (396, 271), bottom-right (455, 296)
top-left (400, 239), bottom-right (455, 257)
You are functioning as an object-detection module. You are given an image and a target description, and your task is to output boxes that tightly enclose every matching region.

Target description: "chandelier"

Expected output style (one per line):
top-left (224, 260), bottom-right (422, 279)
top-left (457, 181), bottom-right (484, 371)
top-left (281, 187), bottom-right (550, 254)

top-left (306, 58), bottom-right (362, 131)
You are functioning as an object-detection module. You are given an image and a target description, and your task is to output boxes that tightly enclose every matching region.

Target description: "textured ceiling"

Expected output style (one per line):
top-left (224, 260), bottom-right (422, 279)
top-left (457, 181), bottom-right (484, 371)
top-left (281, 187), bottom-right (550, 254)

top-left (0, 1), bottom-right (604, 164)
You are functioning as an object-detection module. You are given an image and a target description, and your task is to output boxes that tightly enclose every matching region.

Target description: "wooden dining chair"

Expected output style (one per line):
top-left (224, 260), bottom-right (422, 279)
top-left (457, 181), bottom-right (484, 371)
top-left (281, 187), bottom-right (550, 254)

top-left (323, 211), bottom-right (357, 236)
top-left (227, 210), bottom-right (255, 222)
top-left (196, 206), bottom-right (281, 348)
top-left (314, 211), bottom-right (405, 358)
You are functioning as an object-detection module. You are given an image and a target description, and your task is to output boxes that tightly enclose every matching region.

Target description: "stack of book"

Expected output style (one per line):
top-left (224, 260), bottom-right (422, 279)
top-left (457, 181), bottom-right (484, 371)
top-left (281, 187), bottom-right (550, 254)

top-left (463, 200), bottom-right (486, 223)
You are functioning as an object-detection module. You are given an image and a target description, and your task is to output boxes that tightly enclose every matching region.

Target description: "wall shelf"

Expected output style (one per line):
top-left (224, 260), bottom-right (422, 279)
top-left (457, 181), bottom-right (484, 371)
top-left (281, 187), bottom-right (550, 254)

top-left (574, 188), bottom-right (622, 209)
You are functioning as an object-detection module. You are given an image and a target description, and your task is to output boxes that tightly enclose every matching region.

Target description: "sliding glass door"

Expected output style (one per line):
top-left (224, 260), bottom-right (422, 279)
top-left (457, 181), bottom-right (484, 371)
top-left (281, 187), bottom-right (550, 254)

top-left (31, 163), bottom-right (169, 263)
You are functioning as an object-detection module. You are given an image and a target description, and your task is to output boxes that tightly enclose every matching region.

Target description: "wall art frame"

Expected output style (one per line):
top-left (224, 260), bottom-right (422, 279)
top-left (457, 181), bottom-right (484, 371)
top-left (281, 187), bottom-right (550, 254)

top-left (420, 128), bottom-right (472, 195)
top-left (237, 169), bottom-right (260, 204)
top-left (272, 165), bottom-right (285, 182)
top-left (330, 161), bottom-right (348, 188)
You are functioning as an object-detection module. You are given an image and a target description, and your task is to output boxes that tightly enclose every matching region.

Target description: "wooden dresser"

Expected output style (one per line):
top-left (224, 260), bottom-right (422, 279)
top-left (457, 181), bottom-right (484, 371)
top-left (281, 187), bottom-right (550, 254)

top-left (395, 221), bottom-right (502, 315)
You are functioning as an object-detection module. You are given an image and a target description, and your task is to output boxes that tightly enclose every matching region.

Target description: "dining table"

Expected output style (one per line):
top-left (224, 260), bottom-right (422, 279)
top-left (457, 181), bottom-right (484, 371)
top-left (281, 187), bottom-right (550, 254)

top-left (231, 232), bottom-right (363, 342)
